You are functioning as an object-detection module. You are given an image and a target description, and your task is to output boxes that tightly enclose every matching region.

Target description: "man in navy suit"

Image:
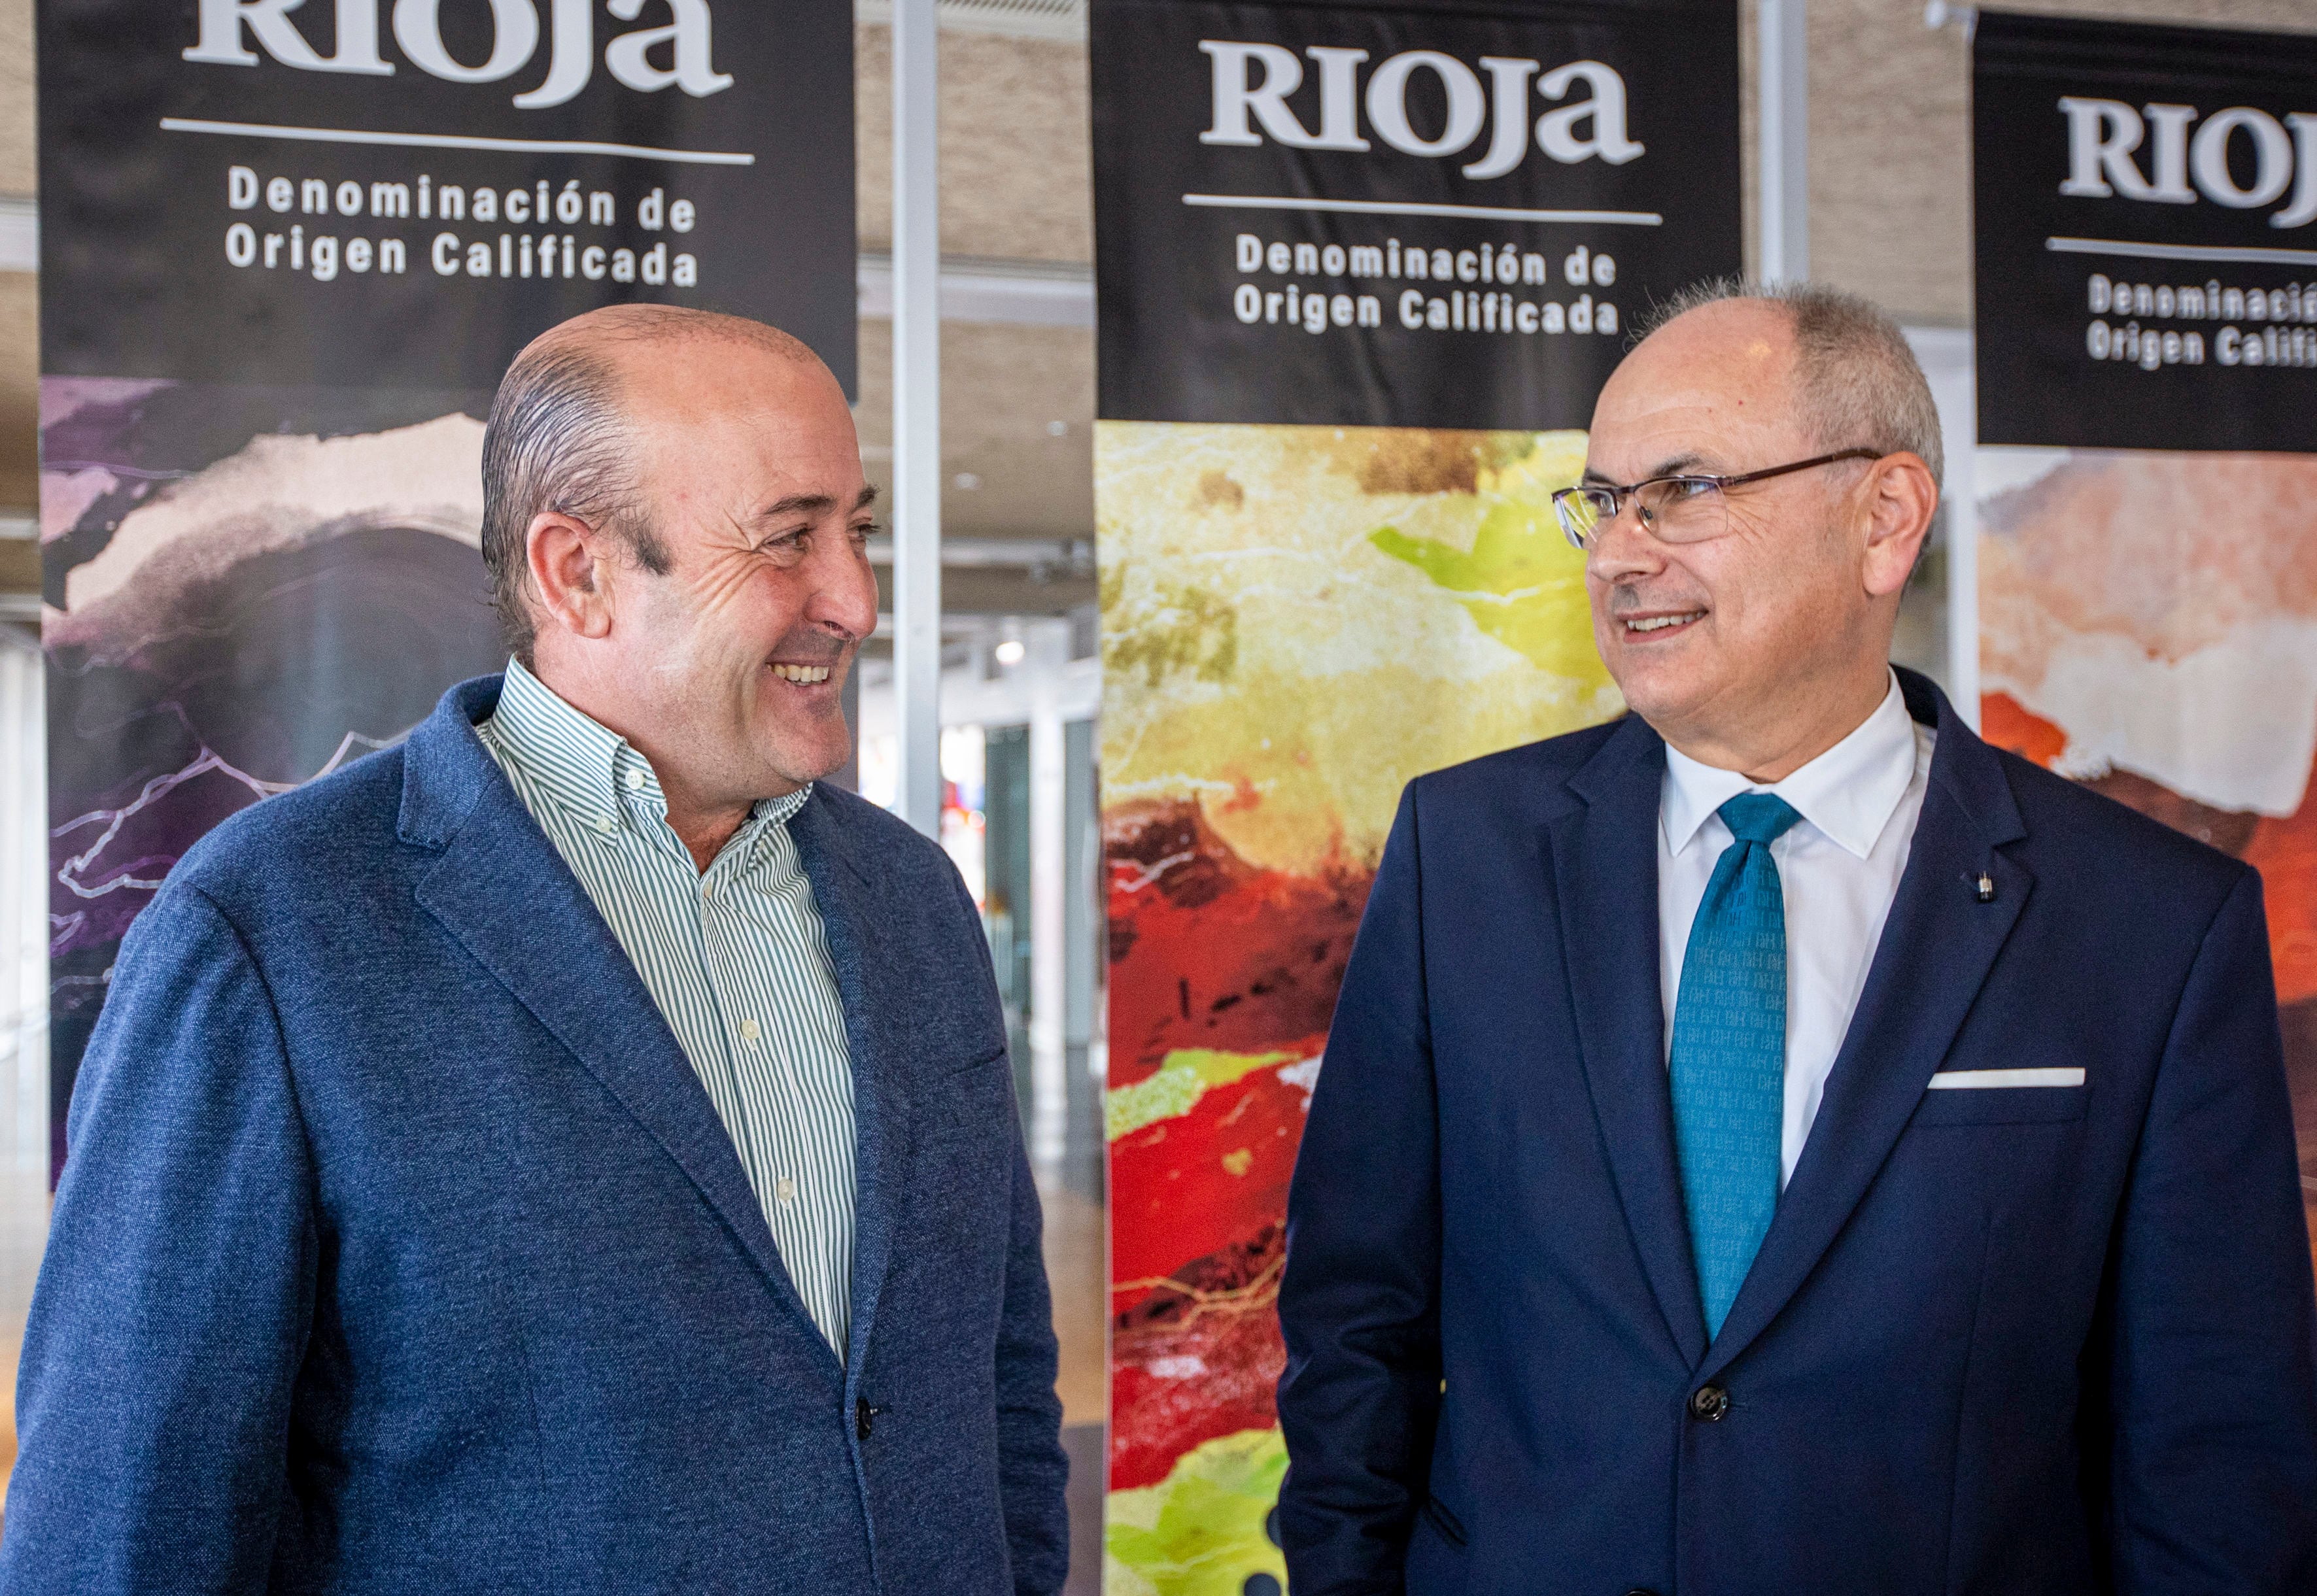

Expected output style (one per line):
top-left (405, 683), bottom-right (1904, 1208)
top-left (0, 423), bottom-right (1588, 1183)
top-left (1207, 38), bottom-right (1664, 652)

top-left (1276, 282), bottom-right (2317, 1593)
top-left (2, 308), bottom-right (1068, 1593)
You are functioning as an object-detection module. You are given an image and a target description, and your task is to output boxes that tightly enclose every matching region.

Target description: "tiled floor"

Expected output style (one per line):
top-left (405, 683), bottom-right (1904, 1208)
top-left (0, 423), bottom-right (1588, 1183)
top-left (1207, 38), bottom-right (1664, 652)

top-left (1040, 1040), bottom-right (1112, 1592)
top-left (1061, 1422), bottom-right (1105, 1596)
top-left (1043, 1179), bottom-right (1109, 1431)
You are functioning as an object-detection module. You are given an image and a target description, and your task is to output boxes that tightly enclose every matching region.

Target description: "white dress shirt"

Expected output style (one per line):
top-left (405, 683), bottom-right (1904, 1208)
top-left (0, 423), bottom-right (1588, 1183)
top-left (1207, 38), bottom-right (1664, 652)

top-left (1658, 671), bottom-right (1935, 1188)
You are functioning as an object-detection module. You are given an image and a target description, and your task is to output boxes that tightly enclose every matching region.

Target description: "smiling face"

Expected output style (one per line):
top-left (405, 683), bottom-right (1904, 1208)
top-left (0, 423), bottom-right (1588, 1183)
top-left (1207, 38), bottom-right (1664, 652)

top-left (526, 329), bottom-right (879, 843)
top-left (1581, 299), bottom-right (1910, 777)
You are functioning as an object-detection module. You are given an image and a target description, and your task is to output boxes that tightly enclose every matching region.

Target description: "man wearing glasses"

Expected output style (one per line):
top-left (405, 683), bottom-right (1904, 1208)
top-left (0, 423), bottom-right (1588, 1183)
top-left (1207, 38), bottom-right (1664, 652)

top-left (1277, 281), bottom-right (2317, 1593)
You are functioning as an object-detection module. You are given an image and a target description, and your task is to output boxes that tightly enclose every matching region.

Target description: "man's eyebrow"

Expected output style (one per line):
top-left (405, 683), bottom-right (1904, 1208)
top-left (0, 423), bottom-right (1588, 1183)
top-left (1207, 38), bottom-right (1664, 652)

top-left (1581, 451), bottom-right (1715, 490)
top-left (1641, 452), bottom-right (1713, 478)
top-left (755, 485), bottom-right (880, 525)
top-left (760, 492), bottom-right (836, 519)
top-left (1575, 451), bottom-right (1723, 488)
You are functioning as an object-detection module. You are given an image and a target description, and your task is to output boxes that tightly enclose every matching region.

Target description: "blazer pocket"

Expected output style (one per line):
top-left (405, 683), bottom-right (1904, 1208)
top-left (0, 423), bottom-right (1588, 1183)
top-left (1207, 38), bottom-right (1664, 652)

top-left (1419, 1493), bottom-right (1469, 1548)
top-left (914, 1048), bottom-right (1015, 1149)
top-left (1912, 1079), bottom-right (2088, 1125)
top-left (940, 1044), bottom-right (1012, 1079)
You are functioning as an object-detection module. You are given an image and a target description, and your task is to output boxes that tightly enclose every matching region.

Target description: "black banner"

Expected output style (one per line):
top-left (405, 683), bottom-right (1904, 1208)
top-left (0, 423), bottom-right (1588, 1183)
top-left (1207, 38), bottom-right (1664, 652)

top-left (1090, 0), bottom-right (1741, 430)
top-left (1974, 10), bottom-right (2317, 452)
top-left (39, 0), bottom-right (855, 392)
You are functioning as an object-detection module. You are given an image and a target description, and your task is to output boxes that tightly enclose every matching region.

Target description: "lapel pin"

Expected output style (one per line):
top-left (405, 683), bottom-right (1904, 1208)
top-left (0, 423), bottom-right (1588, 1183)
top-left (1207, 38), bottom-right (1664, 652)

top-left (1974, 872), bottom-right (1996, 904)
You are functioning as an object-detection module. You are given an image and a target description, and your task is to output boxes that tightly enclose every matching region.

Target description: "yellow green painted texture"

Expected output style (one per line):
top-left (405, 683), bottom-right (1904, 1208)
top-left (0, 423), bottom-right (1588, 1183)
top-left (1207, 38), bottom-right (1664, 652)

top-left (1107, 1428), bottom-right (1290, 1596)
top-left (1106, 1049), bottom-right (1300, 1142)
top-left (1368, 438), bottom-right (1611, 689)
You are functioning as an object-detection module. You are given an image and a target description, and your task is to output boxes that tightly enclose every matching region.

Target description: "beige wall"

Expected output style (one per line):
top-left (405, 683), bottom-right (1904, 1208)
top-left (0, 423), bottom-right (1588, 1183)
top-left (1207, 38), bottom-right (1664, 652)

top-left (0, 0), bottom-right (29, 515)
top-left (0, 273), bottom-right (30, 510)
top-left (0, 0), bottom-right (27, 199)
top-left (855, 24), bottom-right (1091, 263)
top-left (850, 22), bottom-right (1096, 550)
top-left (853, 314), bottom-right (1096, 543)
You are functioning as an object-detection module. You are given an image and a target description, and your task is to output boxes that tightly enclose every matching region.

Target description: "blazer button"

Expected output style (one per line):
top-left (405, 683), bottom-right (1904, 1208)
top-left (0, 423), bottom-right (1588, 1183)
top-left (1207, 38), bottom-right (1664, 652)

top-left (856, 1398), bottom-right (875, 1441)
top-left (1624, 1588), bottom-right (1664, 1596)
top-left (1687, 1385), bottom-right (1730, 1422)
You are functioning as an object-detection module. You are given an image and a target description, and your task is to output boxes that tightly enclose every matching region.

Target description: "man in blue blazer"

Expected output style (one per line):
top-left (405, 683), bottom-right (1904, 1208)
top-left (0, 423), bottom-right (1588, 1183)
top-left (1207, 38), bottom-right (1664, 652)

top-left (1277, 282), bottom-right (2317, 1593)
top-left (1, 308), bottom-right (1068, 1593)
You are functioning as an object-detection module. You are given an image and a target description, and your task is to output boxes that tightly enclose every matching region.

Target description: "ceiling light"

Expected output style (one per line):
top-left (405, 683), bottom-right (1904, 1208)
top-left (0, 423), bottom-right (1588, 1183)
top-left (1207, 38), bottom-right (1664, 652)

top-left (994, 638), bottom-right (1026, 666)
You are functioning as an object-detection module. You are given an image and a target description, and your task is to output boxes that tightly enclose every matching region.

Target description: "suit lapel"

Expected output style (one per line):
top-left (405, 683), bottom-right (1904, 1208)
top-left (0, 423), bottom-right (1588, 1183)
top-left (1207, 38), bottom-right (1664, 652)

top-left (1546, 715), bottom-right (1711, 1370)
top-left (404, 692), bottom-right (832, 1361)
top-left (788, 793), bottom-right (910, 1391)
top-left (1700, 679), bottom-right (2032, 1379)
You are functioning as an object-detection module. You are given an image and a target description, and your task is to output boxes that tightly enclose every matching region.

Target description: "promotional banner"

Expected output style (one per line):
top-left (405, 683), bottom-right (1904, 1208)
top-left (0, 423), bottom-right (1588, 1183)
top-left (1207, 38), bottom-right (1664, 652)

top-left (1974, 10), bottom-right (2317, 450)
top-left (1971, 12), bottom-right (2317, 1261)
top-left (1097, 0), bottom-right (1739, 430)
top-left (39, 0), bottom-right (854, 1168)
top-left (1091, 1), bottom-right (1740, 1587)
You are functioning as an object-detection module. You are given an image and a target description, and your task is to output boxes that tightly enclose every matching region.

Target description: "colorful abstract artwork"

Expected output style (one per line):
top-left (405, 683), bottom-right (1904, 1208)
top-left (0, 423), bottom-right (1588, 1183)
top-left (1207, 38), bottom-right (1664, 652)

top-left (41, 379), bottom-right (504, 1170)
top-left (1095, 421), bottom-right (1621, 1593)
top-left (1977, 447), bottom-right (2317, 1266)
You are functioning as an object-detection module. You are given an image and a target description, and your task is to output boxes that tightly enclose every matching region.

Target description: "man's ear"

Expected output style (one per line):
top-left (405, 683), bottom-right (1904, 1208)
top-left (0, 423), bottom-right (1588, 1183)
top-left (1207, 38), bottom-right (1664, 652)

top-left (527, 511), bottom-right (617, 642)
top-left (1860, 453), bottom-right (1939, 601)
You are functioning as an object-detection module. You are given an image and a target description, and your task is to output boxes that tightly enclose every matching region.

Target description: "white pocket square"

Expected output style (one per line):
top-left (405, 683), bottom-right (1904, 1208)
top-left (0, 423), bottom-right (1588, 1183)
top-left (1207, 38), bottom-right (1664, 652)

top-left (1925, 1068), bottom-right (2085, 1090)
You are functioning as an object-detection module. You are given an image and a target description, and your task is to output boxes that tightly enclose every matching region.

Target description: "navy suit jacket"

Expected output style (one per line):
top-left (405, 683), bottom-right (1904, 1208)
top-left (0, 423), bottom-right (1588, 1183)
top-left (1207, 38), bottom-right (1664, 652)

top-left (1, 676), bottom-right (1068, 1595)
top-left (1277, 670), bottom-right (2317, 1595)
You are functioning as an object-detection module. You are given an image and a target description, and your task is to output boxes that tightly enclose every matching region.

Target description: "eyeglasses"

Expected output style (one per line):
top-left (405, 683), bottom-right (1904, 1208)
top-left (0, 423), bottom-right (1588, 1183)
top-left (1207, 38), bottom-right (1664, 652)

top-left (1550, 448), bottom-right (1884, 551)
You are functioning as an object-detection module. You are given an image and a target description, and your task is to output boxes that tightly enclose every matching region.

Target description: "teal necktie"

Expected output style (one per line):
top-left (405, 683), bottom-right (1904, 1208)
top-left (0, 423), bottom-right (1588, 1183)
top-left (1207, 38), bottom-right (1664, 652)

top-left (1670, 792), bottom-right (1802, 1340)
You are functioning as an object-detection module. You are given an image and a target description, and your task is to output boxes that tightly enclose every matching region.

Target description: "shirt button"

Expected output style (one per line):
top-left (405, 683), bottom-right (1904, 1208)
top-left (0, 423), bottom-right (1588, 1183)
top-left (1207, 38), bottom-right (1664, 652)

top-left (740, 1018), bottom-right (761, 1043)
top-left (624, 767), bottom-right (645, 792)
top-left (776, 1176), bottom-right (796, 1204)
top-left (594, 815), bottom-right (616, 834)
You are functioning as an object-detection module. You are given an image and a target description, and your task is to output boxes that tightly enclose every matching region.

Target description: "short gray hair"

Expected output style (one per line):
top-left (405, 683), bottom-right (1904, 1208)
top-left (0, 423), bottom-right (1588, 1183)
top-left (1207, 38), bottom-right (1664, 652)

top-left (1639, 279), bottom-right (1943, 490)
top-left (479, 341), bottom-right (666, 666)
top-left (479, 305), bottom-right (815, 664)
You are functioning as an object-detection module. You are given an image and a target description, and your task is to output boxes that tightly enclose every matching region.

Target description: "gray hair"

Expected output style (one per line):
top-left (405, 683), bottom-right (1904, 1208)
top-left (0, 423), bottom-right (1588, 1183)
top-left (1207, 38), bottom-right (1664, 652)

top-left (480, 342), bottom-right (664, 666)
top-left (479, 305), bottom-right (814, 664)
top-left (1639, 279), bottom-right (1944, 490)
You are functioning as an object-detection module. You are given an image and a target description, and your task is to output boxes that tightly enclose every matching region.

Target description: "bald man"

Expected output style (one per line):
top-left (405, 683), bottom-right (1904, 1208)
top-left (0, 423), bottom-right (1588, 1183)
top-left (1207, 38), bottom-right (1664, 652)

top-left (2, 309), bottom-right (1069, 1596)
top-left (1276, 283), bottom-right (2317, 1593)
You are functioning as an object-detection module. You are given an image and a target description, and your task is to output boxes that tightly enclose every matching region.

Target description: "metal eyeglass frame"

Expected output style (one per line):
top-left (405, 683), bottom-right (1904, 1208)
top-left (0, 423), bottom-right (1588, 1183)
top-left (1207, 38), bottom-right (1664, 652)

top-left (1551, 447), bottom-right (1885, 550)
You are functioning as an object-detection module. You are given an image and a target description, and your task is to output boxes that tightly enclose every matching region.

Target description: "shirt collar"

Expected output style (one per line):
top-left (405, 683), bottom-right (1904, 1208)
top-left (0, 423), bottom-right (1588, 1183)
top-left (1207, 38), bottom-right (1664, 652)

top-left (1660, 669), bottom-right (1919, 860)
top-left (740, 785), bottom-right (814, 863)
top-left (489, 656), bottom-right (630, 832)
top-left (489, 658), bottom-right (814, 847)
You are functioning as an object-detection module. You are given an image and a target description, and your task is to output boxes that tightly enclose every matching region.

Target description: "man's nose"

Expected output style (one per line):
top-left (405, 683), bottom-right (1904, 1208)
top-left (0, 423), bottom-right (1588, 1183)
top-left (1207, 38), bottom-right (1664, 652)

top-left (1583, 505), bottom-right (1666, 584)
top-left (804, 529), bottom-right (882, 641)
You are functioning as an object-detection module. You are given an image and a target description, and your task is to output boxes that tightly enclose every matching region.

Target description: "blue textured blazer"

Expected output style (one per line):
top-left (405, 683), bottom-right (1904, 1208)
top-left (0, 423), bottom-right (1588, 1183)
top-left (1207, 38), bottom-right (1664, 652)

top-left (1, 676), bottom-right (1068, 1595)
top-left (1277, 669), bottom-right (2317, 1595)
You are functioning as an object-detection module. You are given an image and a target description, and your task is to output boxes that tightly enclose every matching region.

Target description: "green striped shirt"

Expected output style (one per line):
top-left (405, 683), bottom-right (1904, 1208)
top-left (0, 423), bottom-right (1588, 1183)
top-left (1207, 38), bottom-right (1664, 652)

top-left (475, 659), bottom-right (859, 1359)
